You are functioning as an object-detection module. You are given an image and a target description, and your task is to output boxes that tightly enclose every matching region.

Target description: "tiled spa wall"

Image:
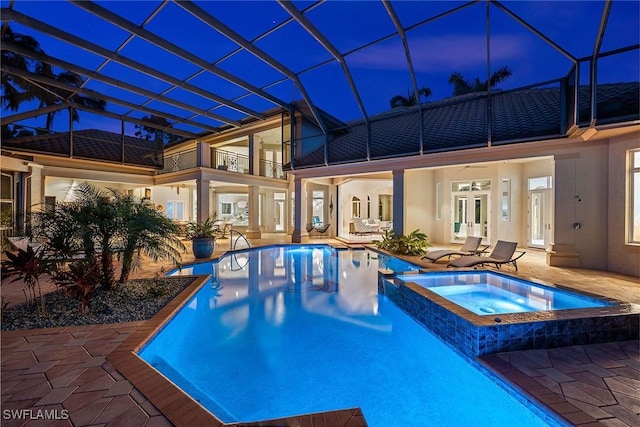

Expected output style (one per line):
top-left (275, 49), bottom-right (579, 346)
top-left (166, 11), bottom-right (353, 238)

top-left (378, 272), bottom-right (639, 358)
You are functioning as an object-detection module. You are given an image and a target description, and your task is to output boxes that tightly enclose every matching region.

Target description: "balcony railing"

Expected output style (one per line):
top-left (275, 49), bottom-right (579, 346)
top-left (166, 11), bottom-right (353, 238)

top-left (159, 147), bottom-right (286, 180)
top-left (213, 149), bottom-right (250, 174)
top-left (160, 149), bottom-right (197, 174)
top-left (261, 159), bottom-right (285, 179)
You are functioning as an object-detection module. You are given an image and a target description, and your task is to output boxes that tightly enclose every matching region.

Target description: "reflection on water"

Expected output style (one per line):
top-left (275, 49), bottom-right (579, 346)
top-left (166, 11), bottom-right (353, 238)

top-left (171, 246), bottom-right (418, 316)
top-left (141, 246), bottom-right (549, 426)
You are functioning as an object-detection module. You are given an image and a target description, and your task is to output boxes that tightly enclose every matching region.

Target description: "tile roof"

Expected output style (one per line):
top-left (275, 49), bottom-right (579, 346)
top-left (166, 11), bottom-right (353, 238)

top-left (2, 129), bottom-right (162, 168)
top-left (292, 82), bottom-right (639, 168)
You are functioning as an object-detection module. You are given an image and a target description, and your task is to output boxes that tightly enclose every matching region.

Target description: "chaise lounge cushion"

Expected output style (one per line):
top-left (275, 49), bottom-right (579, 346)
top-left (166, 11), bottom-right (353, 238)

top-left (448, 240), bottom-right (525, 271)
top-left (422, 236), bottom-right (483, 263)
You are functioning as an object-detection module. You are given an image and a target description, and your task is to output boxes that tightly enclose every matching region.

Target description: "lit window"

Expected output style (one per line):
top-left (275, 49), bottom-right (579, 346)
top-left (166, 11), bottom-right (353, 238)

top-left (167, 201), bottom-right (185, 221)
top-left (435, 183), bottom-right (442, 220)
top-left (629, 150), bottom-right (640, 244)
top-left (352, 196), bottom-right (361, 218)
top-left (0, 173), bottom-right (13, 229)
top-left (501, 179), bottom-right (511, 221)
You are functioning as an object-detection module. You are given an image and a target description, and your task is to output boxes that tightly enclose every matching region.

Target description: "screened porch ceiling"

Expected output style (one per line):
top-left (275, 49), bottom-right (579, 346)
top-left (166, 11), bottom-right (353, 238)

top-left (1, 0), bottom-right (638, 142)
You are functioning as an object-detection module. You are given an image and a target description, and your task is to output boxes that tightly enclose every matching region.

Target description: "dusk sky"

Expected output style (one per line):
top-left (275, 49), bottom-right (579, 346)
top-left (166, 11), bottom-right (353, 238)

top-left (2, 0), bottom-right (639, 136)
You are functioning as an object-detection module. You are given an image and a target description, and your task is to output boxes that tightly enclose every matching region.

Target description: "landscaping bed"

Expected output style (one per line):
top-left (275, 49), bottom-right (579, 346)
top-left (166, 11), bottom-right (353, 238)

top-left (1, 276), bottom-right (195, 331)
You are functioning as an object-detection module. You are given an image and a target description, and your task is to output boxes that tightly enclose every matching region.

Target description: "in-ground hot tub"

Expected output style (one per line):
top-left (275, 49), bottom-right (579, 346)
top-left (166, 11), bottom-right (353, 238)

top-left (380, 270), bottom-right (639, 357)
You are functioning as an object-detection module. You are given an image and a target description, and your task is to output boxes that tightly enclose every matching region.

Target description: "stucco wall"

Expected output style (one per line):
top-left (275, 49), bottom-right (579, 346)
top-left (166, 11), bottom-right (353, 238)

top-left (608, 134), bottom-right (640, 277)
top-left (405, 169), bottom-right (433, 239)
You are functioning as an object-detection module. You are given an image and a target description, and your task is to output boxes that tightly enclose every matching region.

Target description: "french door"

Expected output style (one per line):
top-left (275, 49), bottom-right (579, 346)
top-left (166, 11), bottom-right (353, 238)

top-left (451, 180), bottom-right (491, 244)
top-left (528, 176), bottom-right (553, 249)
top-left (529, 188), bottom-right (553, 249)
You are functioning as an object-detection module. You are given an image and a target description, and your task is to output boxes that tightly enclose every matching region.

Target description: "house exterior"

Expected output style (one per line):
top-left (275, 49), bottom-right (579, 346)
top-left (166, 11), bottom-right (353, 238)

top-left (2, 79), bottom-right (638, 277)
top-left (1, 113), bottom-right (292, 244)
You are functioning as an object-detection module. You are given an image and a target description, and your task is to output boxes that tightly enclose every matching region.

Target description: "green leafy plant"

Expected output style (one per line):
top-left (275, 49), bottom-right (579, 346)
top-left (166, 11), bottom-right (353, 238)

top-left (28, 183), bottom-right (184, 289)
top-left (373, 229), bottom-right (430, 256)
top-left (186, 217), bottom-right (219, 239)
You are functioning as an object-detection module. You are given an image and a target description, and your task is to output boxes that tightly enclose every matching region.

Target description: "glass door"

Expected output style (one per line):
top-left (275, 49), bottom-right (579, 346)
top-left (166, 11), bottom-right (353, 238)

top-left (274, 192), bottom-right (285, 232)
top-left (471, 193), bottom-right (489, 240)
top-left (528, 177), bottom-right (553, 249)
top-left (451, 180), bottom-right (491, 243)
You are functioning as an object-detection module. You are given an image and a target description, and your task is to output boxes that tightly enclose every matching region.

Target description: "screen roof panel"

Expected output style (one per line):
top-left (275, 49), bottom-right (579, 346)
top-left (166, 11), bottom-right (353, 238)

top-left (144, 1), bottom-right (240, 63)
top-left (1, 0), bottom-right (637, 139)
top-left (305, 1), bottom-right (396, 53)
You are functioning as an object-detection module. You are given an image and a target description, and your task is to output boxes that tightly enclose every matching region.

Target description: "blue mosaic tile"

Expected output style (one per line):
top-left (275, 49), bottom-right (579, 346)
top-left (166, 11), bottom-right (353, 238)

top-left (377, 271), bottom-right (638, 357)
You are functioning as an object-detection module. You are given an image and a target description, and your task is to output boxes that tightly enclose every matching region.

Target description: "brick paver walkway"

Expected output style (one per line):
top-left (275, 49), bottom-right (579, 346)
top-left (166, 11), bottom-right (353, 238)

top-left (1, 323), bottom-right (172, 427)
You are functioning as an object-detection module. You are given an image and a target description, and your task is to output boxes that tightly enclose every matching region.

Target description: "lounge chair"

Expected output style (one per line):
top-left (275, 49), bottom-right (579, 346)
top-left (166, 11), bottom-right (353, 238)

top-left (421, 236), bottom-right (486, 263)
top-left (353, 218), bottom-right (374, 235)
top-left (447, 240), bottom-right (526, 271)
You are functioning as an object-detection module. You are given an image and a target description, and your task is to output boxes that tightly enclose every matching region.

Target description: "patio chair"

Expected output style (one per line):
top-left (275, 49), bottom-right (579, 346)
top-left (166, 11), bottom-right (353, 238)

top-left (315, 223), bottom-right (330, 235)
top-left (447, 240), bottom-right (526, 271)
top-left (421, 236), bottom-right (487, 263)
top-left (353, 218), bottom-right (374, 235)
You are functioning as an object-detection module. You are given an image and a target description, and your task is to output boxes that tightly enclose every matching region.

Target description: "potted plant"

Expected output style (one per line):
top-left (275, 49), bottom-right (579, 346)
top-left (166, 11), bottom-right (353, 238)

top-left (186, 217), bottom-right (218, 258)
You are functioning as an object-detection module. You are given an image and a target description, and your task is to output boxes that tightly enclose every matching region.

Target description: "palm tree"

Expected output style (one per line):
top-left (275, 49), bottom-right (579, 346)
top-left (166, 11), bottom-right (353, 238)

top-left (1, 25), bottom-right (52, 112)
top-left (390, 87), bottom-right (432, 108)
top-left (134, 115), bottom-right (181, 145)
top-left (42, 71), bottom-right (107, 130)
top-left (116, 193), bottom-right (184, 284)
top-left (29, 183), bottom-right (184, 289)
top-left (1, 25), bottom-right (107, 130)
top-left (448, 66), bottom-right (512, 96)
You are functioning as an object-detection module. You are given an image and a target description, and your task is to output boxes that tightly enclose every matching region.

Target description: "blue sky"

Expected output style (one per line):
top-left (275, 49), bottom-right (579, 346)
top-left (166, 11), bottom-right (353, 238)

top-left (2, 0), bottom-right (639, 135)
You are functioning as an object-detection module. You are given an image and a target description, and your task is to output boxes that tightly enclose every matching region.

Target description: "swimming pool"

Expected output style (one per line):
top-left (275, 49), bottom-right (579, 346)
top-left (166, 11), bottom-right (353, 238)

top-left (139, 245), bottom-right (555, 426)
top-left (394, 271), bottom-right (612, 315)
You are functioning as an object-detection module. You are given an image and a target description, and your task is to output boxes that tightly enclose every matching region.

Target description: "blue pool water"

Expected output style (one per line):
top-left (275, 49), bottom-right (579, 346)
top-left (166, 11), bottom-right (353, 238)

top-left (396, 271), bottom-right (612, 315)
top-left (139, 245), bottom-right (553, 426)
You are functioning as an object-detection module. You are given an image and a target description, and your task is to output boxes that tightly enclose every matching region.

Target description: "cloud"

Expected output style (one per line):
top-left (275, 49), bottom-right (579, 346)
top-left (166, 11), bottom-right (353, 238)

top-left (346, 34), bottom-right (527, 72)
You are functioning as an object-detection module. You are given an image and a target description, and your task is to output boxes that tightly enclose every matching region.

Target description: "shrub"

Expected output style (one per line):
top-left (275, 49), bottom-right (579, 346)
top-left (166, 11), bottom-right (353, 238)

top-left (373, 229), bottom-right (430, 256)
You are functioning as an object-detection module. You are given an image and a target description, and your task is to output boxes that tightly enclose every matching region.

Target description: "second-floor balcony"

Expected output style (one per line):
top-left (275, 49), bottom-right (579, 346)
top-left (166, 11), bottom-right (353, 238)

top-left (160, 147), bottom-right (286, 180)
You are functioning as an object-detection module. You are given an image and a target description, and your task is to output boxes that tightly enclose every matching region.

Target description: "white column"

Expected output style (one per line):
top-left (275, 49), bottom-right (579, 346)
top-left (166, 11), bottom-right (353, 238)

top-left (196, 178), bottom-right (210, 223)
top-left (249, 134), bottom-right (260, 176)
top-left (197, 141), bottom-right (210, 168)
top-left (547, 158), bottom-right (580, 267)
top-left (292, 178), bottom-right (306, 243)
top-left (27, 163), bottom-right (44, 207)
top-left (392, 169), bottom-right (404, 236)
top-left (245, 185), bottom-right (261, 239)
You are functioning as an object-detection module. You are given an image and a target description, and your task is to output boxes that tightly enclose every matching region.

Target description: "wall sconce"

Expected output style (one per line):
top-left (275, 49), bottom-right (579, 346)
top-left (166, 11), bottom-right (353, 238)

top-left (329, 196), bottom-right (334, 216)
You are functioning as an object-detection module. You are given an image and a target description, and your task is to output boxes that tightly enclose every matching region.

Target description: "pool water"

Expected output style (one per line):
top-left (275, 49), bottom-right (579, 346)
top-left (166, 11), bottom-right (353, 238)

top-left (139, 245), bottom-right (553, 426)
top-left (395, 271), bottom-right (612, 315)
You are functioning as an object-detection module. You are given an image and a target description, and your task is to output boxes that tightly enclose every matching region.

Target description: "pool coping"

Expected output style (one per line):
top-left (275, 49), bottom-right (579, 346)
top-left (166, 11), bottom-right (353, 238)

top-left (106, 271), bottom-right (368, 427)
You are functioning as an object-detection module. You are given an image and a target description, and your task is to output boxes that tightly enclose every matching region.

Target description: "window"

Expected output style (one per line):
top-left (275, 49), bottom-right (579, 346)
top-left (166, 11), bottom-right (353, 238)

top-left (528, 176), bottom-right (552, 190)
top-left (501, 179), bottom-right (511, 221)
top-left (352, 196), bottom-right (361, 218)
top-left (312, 190), bottom-right (324, 224)
top-left (166, 201), bottom-right (185, 221)
top-left (0, 173), bottom-right (13, 229)
top-left (629, 150), bottom-right (640, 244)
top-left (221, 202), bottom-right (232, 215)
top-left (435, 183), bottom-right (442, 220)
